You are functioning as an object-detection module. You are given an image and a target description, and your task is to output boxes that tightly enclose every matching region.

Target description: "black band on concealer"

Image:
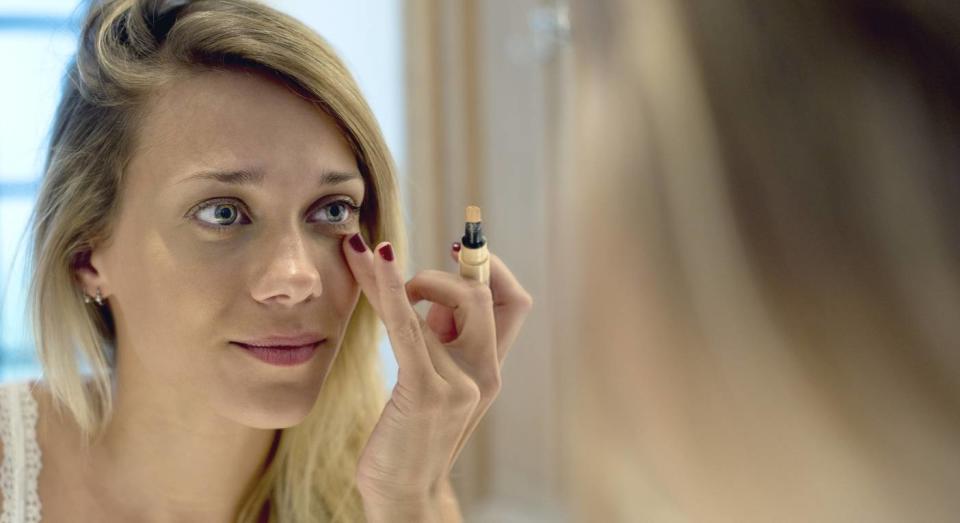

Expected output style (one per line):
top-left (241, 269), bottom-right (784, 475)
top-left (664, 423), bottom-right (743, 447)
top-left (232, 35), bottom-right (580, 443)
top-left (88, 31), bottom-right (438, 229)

top-left (462, 221), bottom-right (486, 249)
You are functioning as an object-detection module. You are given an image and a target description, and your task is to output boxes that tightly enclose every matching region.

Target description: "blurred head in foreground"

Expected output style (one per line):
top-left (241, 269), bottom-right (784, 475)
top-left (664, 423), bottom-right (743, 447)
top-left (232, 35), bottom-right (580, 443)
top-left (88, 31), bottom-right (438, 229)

top-left (568, 1), bottom-right (960, 521)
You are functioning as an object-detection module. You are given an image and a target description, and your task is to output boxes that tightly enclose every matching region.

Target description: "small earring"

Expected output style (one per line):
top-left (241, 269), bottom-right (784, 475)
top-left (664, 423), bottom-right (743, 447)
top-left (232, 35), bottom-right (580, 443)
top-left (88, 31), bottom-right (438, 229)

top-left (85, 287), bottom-right (104, 306)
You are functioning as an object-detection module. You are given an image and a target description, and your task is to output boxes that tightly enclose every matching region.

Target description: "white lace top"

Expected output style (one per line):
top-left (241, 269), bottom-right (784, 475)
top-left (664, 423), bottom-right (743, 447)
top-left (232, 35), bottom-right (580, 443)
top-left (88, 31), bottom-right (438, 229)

top-left (0, 381), bottom-right (42, 523)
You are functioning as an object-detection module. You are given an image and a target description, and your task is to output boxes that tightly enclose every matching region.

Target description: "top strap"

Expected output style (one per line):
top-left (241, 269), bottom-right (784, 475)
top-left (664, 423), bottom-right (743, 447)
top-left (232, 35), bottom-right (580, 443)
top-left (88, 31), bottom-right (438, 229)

top-left (0, 382), bottom-right (42, 523)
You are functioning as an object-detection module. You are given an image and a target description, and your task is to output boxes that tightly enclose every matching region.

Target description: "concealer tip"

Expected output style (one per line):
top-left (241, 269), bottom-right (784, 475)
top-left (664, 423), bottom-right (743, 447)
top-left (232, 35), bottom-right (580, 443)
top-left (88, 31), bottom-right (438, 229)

top-left (466, 205), bottom-right (482, 223)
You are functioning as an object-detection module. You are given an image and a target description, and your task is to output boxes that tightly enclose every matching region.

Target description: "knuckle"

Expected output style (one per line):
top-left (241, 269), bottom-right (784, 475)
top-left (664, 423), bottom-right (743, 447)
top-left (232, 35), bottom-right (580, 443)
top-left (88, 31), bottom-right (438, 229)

top-left (418, 388), bottom-right (447, 415)
top-left (409, 269), bottom-right (443, 289)
top-left (519, 291), bottom-right (534, 309)
top-left (470, 284), bottom-right (494, 307)
top-left (392, 317), bottom-right (423, 345)
top-left (450, 380), bottom-right (482, 408)
top-left (403, 376), bottom-right (446, 414)
top-left (477, 370), bottom-right (502, 395)
top-left (416, 269), bottom-right (443, 279)
top-left (385, 278), bottom-right (406, 296)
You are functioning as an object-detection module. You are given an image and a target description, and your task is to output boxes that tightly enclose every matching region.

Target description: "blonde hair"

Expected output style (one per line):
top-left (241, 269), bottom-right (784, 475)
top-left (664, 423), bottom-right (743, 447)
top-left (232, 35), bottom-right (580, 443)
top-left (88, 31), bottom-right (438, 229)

top-left (570, 0), bottom-right (960, 520)
top-left (25, 0), bottom-right (405, 521)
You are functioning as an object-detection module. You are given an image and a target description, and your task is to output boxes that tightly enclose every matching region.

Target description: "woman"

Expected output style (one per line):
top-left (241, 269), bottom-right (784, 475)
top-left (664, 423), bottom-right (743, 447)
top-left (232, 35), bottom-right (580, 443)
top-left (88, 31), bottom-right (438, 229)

top-left (567, 0), bottom-right (960, 521)
top-left (5, 0), bottom-right (532, 521)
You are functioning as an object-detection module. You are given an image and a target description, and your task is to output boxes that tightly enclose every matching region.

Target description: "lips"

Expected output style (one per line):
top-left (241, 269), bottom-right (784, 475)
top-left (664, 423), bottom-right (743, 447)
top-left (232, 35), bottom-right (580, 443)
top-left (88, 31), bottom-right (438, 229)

top-left (233, 340), bottom-right (321, 366)
top-left (234, 333), bottom-right (325, 348)
top-left (234, 342), bottom-right (317, 350)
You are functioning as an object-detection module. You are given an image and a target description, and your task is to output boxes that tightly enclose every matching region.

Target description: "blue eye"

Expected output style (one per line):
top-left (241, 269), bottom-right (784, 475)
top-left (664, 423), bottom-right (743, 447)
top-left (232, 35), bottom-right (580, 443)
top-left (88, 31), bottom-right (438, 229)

top-left (191, 200), bottom-right (246, 229)
top-left (318, 201), bottom-right (354, 224)
top-left (196, 202), bottom-right (245, 227)
top-left (190, 197), bottom-right (361, 233)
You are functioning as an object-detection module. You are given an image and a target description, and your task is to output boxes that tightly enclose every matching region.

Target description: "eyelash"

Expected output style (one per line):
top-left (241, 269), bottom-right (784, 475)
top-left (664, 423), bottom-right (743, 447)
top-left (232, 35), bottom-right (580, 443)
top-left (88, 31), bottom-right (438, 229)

top-left (188, 197), bottom-right (361, 234)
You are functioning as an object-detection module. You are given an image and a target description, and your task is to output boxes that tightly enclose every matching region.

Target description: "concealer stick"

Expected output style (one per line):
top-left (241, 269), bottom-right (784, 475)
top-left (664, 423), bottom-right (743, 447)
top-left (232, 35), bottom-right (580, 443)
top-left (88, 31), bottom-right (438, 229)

top-left (458, 205), bottom-right (490, 285)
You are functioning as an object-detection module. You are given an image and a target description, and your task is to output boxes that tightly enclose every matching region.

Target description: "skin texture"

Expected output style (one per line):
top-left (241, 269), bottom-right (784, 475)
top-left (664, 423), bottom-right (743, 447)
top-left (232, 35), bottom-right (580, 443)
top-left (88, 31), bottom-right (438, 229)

top-left (58, 66), bottom-right (534, 522)
top-left (64, 68), bottom-right (365, 521)
top-left (344, 239), bottom-right (534, 521)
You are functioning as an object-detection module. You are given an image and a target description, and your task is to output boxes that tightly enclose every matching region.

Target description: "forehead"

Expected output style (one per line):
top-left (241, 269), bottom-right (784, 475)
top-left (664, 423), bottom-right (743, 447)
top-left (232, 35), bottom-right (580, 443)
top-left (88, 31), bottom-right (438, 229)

top-left (129, 68), bottom-right (358, 186)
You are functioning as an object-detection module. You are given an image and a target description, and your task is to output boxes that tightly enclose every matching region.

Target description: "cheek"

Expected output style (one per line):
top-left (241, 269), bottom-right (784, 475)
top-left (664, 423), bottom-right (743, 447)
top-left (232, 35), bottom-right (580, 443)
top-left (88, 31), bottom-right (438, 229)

top-left (156, 231), bottom-right (360, 325)
top-left (103, 228), bottom-right (226, 386)
top-left (158, 243), bottom-right (243, 329)
top-left (323, 252), bottom-right (362, 315)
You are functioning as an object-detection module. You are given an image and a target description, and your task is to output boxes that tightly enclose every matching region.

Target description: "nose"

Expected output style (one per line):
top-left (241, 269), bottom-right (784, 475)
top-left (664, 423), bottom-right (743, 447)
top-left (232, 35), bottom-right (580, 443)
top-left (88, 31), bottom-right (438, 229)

top-left (250, 229), bottom-right (323, 306)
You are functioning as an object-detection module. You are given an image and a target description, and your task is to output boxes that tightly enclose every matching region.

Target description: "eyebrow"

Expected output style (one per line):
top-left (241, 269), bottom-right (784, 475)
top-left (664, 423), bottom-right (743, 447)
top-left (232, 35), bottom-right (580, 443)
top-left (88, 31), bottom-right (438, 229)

top-left (175, 169), bottom-right (362, 187)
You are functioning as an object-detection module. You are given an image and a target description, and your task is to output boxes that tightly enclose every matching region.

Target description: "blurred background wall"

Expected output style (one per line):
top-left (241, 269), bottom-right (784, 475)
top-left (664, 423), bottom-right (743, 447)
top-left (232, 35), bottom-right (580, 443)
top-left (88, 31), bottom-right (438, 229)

top-left (403, 1), bottom-right (573, 520)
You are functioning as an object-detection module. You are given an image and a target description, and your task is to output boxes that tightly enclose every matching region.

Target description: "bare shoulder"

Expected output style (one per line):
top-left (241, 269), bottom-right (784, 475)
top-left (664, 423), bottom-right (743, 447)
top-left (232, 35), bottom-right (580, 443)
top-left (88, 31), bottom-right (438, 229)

top-left (0, 379), bottom-right (58, 515)
top-left (25, 379), bottom-right (92, 519)
top-left (0, 379), bottom-right (105, 520)
top-left (24, 379), bottom-right (84, 471)
top-left (26, 379), bottom-right (70, 450)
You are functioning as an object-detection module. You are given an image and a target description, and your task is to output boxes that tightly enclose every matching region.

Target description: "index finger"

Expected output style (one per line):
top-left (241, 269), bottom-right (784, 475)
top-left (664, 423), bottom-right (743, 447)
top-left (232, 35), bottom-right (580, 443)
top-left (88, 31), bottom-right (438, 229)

top-left (342, 232), bottom-right (382, 317)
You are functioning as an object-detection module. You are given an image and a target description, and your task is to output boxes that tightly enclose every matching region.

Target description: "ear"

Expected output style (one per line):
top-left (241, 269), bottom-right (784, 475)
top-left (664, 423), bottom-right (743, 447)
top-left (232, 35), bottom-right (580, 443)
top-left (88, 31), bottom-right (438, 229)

top-left (72, 247), bottom-right (109, 297)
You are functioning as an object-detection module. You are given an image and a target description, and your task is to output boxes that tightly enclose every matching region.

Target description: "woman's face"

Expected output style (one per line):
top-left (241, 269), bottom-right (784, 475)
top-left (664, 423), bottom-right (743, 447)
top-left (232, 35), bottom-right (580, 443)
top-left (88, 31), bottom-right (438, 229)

top-left (78, 69), bottom-right (365, 428)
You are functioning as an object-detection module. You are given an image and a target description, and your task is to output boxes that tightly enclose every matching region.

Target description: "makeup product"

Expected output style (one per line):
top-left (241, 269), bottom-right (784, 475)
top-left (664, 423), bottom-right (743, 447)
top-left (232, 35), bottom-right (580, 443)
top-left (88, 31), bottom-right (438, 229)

top-left (458, 205), bottom-right (490, 285)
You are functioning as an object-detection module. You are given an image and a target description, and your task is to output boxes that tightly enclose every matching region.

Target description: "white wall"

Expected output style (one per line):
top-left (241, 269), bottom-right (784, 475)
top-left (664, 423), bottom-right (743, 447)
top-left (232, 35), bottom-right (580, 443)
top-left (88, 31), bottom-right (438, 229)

top-left (266, 0), bottom-right (405, 175)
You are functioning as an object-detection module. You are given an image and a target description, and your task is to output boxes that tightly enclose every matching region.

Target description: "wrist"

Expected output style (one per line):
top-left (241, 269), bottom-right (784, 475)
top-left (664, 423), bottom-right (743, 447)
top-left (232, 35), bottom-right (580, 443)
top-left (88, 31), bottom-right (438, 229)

top-left (362, 500), bottom-right (434, 523)
top-left (360, 490), bottom-right (436, 523)
top-left (433, 476), bottom-right (464, 523)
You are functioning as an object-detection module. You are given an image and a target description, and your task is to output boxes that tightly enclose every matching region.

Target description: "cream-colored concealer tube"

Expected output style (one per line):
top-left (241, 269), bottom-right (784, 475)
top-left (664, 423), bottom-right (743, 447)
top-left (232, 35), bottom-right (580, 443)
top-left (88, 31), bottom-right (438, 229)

top-left (458, 205), bottom-right (490, 285)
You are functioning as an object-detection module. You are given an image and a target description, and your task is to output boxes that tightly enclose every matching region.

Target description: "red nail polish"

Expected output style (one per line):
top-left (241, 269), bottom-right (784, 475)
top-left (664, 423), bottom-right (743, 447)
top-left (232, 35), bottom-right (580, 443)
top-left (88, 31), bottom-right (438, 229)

top-left (349, 233), bottom-right (367, 253)
top-left (452, 242), bottom-right (461, 252)
top-left (378, 244), bottom-right (395, 261)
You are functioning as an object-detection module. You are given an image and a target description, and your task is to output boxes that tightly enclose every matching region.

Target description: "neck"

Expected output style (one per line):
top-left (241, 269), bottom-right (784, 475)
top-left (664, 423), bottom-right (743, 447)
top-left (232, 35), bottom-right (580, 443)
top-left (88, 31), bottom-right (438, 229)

top-left (76, 366), bottom-right (279, 522)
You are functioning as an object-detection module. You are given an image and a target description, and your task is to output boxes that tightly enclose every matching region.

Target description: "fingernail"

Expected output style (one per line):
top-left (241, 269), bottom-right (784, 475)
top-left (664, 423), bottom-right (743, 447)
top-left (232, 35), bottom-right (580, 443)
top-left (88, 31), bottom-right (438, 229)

top-left (349, 233), bottom-right (367, 253)
top-left (452, 242), bottom-right (461, 252)
top-left (378, 244), bottom-right (395, 262)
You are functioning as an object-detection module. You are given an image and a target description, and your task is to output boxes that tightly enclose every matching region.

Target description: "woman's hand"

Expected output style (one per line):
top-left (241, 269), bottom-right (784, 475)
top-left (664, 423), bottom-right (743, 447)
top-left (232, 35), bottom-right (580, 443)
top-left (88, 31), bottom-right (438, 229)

top-left (341, 234), bottom-right (533, 516)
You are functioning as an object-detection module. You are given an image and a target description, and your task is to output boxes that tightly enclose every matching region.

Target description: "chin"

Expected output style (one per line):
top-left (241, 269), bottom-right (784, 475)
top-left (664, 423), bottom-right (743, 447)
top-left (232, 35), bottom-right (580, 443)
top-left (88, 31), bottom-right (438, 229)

top-left (243, 413), bottom-right (311, 430)
top-left (218, 379), bottom-right (324, 430)
top-left (237, 401), bottom-right (316, 430)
